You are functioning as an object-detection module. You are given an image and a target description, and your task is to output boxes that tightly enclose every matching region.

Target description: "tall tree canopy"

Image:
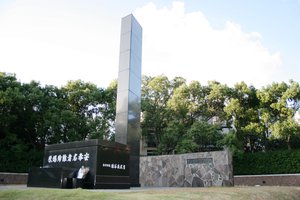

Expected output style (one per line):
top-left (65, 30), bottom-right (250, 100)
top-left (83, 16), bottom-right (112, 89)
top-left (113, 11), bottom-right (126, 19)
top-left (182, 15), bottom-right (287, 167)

top-left (0, 72), bottom-right (116, 172)
top-left (1, 72), bottom-right (300, 172)
top-left (141, 76), bottom-right (300, 154)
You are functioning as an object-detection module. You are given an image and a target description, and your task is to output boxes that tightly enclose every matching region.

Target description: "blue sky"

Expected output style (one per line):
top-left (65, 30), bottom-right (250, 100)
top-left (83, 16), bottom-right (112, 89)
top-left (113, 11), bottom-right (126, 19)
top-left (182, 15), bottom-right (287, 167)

top-left (0, 0), bottom-right (299, 88)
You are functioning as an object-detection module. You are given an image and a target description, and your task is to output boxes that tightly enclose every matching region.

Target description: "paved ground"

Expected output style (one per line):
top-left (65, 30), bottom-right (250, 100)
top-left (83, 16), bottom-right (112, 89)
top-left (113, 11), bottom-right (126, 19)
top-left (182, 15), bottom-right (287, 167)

top-left (0, 185), bottom-right (28, 190)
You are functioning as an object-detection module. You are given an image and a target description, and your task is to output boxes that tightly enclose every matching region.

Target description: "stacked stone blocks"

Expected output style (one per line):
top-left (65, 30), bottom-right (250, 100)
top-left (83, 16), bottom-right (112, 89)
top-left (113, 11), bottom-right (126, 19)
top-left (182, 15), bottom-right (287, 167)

top-left (140, 150), bottom-right (233, 187)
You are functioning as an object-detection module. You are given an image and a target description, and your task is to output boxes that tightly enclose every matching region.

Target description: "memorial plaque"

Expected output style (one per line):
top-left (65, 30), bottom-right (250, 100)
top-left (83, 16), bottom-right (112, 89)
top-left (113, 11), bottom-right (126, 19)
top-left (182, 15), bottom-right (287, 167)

top-left (186, 158), bottom-right (213, 165)
top-left (27, 139), bottom-right (130, 189)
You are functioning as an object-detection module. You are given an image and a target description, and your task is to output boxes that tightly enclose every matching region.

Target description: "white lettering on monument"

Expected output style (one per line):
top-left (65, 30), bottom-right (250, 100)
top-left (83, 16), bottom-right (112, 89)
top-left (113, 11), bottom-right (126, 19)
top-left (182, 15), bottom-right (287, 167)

top-left (102, 163), bottom-right (126, 170)
top-left (47, 152), bottom-right (90, 164)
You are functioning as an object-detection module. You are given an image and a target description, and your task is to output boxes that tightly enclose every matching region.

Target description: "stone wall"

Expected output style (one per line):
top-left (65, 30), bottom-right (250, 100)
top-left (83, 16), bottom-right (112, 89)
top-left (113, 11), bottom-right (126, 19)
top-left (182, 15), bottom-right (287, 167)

top-left (140, 150), bottom-right (233, 187)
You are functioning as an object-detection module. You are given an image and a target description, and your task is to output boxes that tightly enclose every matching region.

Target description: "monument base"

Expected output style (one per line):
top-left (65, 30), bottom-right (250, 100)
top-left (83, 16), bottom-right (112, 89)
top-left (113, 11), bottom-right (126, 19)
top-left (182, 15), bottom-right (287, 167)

top-left (27, 167), bottom-right (76, 188)
top-left (27, 139), bottom-right (130, 189)
top-left (130, 183), bottom-right (141, 187)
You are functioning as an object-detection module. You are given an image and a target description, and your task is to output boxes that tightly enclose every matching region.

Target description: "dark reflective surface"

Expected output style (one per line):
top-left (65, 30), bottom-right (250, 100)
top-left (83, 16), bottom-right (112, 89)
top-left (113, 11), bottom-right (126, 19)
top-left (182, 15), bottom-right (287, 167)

top-left (117, 70), bottom-right (130, 92)
top-left (120, 32), bottom-right (131, 52)
top-left (129, 72), bottom-right (141, 97)
top-left (27, 140), bottom-right (130, 189)
top-left (115, 112), bottom-right (128, 144)
top-left (118, 51), bottom-right (130, 71)
top-left (130, 53), bottom-right (142, 78)
top-left (115, 14), bottom-right (142, 187)
top-left (27, 167), bottom-right (75, 188)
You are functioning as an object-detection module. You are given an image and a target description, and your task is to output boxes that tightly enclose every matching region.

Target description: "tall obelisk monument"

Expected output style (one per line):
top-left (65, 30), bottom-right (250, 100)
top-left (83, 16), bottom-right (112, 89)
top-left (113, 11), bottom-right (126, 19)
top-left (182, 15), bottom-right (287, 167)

top-left (115, 14), bottom-right (142, 187)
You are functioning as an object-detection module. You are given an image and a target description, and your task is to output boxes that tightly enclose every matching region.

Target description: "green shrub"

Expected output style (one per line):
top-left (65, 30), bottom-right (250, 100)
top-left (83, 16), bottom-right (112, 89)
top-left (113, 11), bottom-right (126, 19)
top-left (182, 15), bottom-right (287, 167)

top-left (0, 149), bottom-right (43, 173)
top-left (233, 149), bottom-right (300, 175)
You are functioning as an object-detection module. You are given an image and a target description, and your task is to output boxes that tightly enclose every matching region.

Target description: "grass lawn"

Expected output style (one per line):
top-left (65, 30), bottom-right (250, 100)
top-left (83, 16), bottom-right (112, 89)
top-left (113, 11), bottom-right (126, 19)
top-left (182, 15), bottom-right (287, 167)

top-left (0, 186), bottom-right (300, 200)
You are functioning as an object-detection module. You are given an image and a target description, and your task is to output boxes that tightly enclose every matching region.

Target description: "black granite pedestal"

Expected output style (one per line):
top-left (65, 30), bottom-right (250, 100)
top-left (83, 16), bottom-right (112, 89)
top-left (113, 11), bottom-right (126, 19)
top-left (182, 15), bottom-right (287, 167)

top-left (27, 139), bottom-right (130, 189)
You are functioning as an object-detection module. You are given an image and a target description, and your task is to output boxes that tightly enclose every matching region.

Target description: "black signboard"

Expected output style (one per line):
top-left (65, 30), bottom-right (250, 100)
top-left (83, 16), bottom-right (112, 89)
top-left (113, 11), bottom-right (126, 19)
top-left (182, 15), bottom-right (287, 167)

top-left (27, 139), bottom-right (130, 189)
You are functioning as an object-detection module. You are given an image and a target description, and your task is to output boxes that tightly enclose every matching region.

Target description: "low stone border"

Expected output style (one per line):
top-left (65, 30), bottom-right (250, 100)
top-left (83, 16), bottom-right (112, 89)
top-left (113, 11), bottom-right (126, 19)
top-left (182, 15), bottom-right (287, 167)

top-left (0, 173), bottom-right (28, 185)
top-left (2, 172), bottom-right (300, 186)
top-left (234, 174), bottom-right (300, 186)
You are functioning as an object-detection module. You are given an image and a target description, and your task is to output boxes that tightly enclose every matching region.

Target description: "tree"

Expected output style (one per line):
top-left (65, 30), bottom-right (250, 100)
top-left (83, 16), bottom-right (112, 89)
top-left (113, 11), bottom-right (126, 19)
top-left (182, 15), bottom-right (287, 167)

top-left (224, 82), bottom-right (262, 152)
top-left (164, 80), bottom-right (210, 154)
top-left (167, 80), bottom-right (209, 126)
top-left (176, 121), bottom-right (223, 153)
top-left (63, 80), bottom-right (114, 141)
top-left (157, 120), bottom-right (186, 154)
top-left (90, 80), bottom-right (117, 140)
top-left (206, 81), bottom-right (231, 123)
top-left (257, 81), bottom-right (300, 150)
top-left (141, 75), bottom-right (173, 147)
top-left (271, 117), bottom-right (300, 150)
top-left (0, 72), bottom-right (24, 147)
top-left (141, 75), bottom-right (190, 151)
top-left (217, 130), bottom-right (243, 154)
top-left (0, 73), bottom-right (44, 172)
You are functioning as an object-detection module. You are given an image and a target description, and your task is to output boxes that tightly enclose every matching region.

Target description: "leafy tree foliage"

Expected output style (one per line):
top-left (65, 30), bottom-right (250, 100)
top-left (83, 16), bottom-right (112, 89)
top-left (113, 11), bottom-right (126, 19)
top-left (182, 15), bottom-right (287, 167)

top-left (0, 72), bottom-right (116, 172)
top-left (257, 81), bottom-right (300, 150)
top-left (217, 130), bottom-right (243, 154)
top-left (224, 82), bottom-right (262, 152)
top-left (141, 75), bottom-right (177, 148)
top-left (1, 71), bottom-right (300, 172)
top-left (141, 76), bottom-right (300, 154)
top-left (176, 121), bottom-right (223, 153)
top-left (142, 77), bottom-right (231, 154)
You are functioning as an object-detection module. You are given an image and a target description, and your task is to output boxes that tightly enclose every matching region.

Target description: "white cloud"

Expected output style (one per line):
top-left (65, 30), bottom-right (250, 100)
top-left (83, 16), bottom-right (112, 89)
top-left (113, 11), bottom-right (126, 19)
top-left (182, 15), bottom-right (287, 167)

top-left (0, 1), bottom-right (120, 87)
top-left (134, 2), bottom-right (282, 87)
top-left (0, 1), bottom-right (282, 88)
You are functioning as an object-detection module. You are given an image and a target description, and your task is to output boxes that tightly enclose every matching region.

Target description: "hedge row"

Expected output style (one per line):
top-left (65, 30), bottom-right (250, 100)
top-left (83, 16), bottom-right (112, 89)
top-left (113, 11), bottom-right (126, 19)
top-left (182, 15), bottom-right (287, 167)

top-left (0, 150), bottom-right (43, 173)
top-left (233, 149), bottom-right (300, 175)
